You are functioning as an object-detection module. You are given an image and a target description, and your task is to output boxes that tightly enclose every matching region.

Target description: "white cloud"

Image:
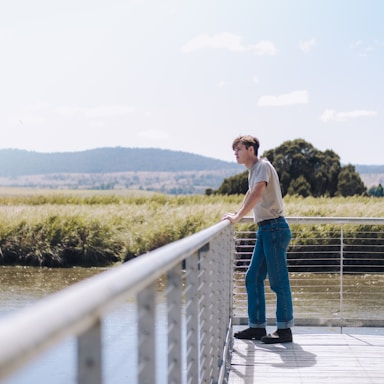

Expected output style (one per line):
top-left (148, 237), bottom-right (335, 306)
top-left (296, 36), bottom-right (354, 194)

top-left (350, 39), bottom-right (384, 57)
top-left (299, 38), bottom-right (316, 53)
top-left (181, 32), bottom-right (277, 55)
top-left (350, 40), bottom-right (363, 49)
top-left (257, 90), bottom-right (309, 107)
top-left (252, 75), bottom-right (260, 84)
top-left (321, 109), bottom-right (378, 122)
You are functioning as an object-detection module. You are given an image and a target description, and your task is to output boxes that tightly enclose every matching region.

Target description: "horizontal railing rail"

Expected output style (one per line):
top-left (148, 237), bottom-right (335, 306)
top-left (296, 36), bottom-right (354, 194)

top-left (0, 220), bottom-right (234, 384)
top-left (234, 216), bottom-right (384, 327)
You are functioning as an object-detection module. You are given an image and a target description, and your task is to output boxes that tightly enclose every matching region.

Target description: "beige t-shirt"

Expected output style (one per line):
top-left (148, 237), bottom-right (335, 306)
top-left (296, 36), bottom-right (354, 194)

top-left (248, 158), bottom-right (284, 223)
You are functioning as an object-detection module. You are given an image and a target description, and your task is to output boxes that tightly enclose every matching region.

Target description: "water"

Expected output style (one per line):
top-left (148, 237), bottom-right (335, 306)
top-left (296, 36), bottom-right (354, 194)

top-left (2, 267), bottom-right (383, 383)
top-left (234, 271), bottom-right (384, 324)
top-left (0, 266), bottom-right (106, 320)
top-left (0, 266), bottom-right (170, 384)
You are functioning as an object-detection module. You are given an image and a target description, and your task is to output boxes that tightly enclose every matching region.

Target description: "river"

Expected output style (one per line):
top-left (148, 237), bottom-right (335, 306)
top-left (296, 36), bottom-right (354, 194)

top-left (1, 266), bottom-right (384, 383)
top-left (0, 266), bottom-right (170, 384)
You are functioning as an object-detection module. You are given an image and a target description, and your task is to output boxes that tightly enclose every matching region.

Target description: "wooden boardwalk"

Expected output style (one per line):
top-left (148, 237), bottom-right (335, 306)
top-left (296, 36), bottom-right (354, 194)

top-left (228, 326), bottom-right (384, 384)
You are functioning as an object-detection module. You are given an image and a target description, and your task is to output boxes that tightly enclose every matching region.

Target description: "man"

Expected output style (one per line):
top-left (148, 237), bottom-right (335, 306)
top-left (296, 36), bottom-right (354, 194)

top-left (222, 135), bottom-right (293, 344)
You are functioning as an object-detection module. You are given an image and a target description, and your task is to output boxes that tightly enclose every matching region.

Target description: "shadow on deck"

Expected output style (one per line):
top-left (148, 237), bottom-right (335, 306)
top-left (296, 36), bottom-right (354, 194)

top-left (228, 326), bottom-right (384, 384)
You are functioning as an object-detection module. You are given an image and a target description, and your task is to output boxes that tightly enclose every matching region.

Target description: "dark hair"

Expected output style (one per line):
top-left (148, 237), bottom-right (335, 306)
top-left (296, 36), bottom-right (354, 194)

top-left (232, 135), bottom-right (260, 156)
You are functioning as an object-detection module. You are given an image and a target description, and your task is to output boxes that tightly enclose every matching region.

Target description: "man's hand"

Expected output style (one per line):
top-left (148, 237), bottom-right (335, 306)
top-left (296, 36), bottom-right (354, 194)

top-left (221, 212), bottom-right (240, 224)
top-left (222, 181), bottom-right (265, 225)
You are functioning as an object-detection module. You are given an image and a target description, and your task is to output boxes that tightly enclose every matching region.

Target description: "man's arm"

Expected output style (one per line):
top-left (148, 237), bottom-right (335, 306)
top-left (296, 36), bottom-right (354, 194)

top-left (222, 181), bottom-right (266, 224)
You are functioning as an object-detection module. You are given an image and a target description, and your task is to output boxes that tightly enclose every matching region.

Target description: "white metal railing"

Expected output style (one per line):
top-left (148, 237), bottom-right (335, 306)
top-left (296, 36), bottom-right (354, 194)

top-left (0, 221), bottom-right (234, 384)
top-left (234, 217), bottom-right (384, 328)
top-left (1, 216), bottom-right (384, 383)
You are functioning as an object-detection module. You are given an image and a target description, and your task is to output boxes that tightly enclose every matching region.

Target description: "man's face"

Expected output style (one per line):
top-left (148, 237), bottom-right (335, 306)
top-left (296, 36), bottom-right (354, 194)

top-left (233, 143), bottom-right (253, 165)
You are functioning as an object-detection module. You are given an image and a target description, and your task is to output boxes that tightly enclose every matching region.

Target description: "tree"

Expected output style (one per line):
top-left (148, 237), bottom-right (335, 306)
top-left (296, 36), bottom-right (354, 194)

top-left (337, 164), bottom-right (367, 196)
top-left (211, 171), bottom-right (248, 195)
top-left (263, 139), bottom-right (341, 197)
top-left (368, 184), bottom-right (384, 197)
top-left (213, 138), bottom-right (367, 198)
top-left (287, 176), bottom-right (311, 197)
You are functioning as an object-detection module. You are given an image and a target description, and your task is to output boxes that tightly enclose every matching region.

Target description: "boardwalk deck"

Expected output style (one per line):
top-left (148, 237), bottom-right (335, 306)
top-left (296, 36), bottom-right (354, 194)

top-left (228, 326), bottom-right (384, 384)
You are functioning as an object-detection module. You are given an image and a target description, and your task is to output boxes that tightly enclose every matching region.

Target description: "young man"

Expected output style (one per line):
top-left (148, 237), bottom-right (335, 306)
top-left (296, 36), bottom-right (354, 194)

top-left (222, 135), bottom-right (293, 344)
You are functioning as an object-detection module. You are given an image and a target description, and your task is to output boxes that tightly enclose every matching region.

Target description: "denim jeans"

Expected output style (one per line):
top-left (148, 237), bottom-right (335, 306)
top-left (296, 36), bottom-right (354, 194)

top-left (245, 217), bottom-right (294, 329)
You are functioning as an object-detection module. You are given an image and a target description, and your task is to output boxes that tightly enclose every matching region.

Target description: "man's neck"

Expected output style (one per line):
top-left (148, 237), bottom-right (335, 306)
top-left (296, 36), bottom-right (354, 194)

top-left (245, 157), bottom-right (259, 170)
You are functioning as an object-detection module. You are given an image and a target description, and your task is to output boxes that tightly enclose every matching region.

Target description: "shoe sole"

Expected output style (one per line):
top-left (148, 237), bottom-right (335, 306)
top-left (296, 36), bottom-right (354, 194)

top-left (261, 337), bottom-right (292, 344)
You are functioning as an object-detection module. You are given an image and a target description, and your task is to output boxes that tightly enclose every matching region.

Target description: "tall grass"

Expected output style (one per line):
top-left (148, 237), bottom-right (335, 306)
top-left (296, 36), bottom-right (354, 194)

top-left (0, 193), bottom-right (241, 267)
top-left (0, 190), bottom-right (383, 267)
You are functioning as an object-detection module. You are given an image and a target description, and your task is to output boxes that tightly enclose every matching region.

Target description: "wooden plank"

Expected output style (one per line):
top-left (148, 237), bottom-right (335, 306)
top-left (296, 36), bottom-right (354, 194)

top-left (228, 327), bottom-right (384, 384)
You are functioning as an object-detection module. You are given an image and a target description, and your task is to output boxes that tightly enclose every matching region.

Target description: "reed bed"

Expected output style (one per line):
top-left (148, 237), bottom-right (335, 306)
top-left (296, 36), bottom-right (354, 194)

top-left (0, 189), bottom-right (383, 267)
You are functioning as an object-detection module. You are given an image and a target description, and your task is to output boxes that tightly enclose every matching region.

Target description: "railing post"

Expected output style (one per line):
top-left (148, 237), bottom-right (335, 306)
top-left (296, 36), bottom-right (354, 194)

top-left (185, 253), bottom-right (200, 384)
top-left (228, 225), bottom-right (234, 327)
top-left (220, 225), bottom-right (235, 383)
top-left (77, 319), bottom-right (102, 384)
top-left (340, 224), bottom-right (344, 328)
top-left (137, 283), bottom-right (157, 384)
top-left (167, 265), bottom-right (183, 384)
top-left (217, 225), bottom-right (234, 384)
top-left (199, 244), bottom-right (213, 383)
top-left (210, 238), bottom-right (220, 382)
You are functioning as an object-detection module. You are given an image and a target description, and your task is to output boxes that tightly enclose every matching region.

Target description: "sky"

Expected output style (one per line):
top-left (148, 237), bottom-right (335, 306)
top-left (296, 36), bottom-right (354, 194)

top-left (1, 0), bottom-right (383, 165)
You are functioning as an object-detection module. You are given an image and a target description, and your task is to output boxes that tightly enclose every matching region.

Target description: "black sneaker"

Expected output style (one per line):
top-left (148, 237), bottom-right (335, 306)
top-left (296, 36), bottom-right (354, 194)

top-left (234, 327), bottom-right (267, 340)
top-left (261, 328), bottom-right (292, 344)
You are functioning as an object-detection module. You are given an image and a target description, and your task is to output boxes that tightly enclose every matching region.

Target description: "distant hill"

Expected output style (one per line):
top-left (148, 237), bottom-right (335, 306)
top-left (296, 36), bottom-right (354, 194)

top-left (355, 165), bottom-right (384, 174)
top-left (0, 148), bottom-right (382, 193)
top-left (0, 147), bottom-right (242, 194)
top-left (355, 165), bottom-right (384, 189)
top-left (0, 147), bottom-right (241, 177)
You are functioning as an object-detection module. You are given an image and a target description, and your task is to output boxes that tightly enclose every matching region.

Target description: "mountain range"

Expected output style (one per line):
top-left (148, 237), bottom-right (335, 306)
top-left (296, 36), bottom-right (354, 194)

top-left (1, 147), bottom-right (382, 175)
top-left (0, 147), bottom-right (242, 194)
top-left (0, 147), bottom-right (382, 193)
top-left (0, 147), bottom-right (241, 176)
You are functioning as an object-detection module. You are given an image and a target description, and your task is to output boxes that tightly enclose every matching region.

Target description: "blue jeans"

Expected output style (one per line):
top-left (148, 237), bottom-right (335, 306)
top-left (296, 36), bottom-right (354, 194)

top-left (245, 217), bottom-right (294, 329)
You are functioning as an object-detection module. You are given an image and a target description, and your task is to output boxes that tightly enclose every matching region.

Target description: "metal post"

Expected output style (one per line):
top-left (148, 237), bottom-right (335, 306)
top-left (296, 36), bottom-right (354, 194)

top-left (340, 224), bottom-right (344, 331)
top-left (210, 238), bottom-right (220, 381)
top-left (137, 283), bottom-right (157, 384)
top-left (77, 319), bottom-right (102, 384)
top-left (218, 225), bottom-right (235, 384)
top-left (185, 253), bottom-right (200, 384)
top-left (199, 244), bottom-right (213, 383)
top-left (167, 265), bottom-right (183, 384)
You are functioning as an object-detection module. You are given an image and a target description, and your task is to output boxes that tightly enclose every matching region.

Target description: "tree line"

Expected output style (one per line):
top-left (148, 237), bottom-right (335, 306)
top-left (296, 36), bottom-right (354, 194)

top-left (208, 139), bottom-right (382, 197)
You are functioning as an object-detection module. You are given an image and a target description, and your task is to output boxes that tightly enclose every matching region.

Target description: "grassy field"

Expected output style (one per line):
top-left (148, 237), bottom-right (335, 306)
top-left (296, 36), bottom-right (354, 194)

top-left (0, 187), bottom-right (383, 267)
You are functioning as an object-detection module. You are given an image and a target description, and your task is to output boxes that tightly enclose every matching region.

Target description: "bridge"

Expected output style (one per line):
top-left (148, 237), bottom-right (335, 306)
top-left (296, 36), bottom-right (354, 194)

top-left (0, 217), bottom-right (383, 383)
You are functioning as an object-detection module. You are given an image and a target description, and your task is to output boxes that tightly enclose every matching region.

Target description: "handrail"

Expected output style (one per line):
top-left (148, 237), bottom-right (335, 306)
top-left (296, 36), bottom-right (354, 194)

top-left (240, 216), bottom-right (384, 225)
top-left (0, 220), bottom-right (234, 383)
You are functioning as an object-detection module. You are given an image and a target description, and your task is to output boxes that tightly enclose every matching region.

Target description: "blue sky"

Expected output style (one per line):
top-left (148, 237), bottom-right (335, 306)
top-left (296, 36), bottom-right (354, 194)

top-left (0, 0), bottom-right (383, 165)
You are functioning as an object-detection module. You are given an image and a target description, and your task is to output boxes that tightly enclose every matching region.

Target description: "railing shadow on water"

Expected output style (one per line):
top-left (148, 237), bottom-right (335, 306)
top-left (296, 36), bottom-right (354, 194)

top-left (1, 217), bottom-right (384, 383)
